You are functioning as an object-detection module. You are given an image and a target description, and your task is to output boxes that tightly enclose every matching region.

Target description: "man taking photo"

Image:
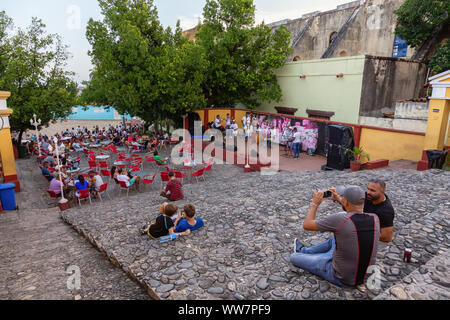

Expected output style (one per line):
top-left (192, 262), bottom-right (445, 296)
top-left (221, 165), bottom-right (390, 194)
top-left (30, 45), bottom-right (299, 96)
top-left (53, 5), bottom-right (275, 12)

top-left (290, 186), bottom-right (380, 287)
top-left (329, 179), bottom-right (395, 242)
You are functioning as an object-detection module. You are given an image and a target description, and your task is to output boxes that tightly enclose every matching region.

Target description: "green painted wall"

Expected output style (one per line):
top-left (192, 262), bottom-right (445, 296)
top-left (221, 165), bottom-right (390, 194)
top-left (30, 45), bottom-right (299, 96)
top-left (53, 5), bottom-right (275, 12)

top-left (258, 55), bottom-right (366, 124)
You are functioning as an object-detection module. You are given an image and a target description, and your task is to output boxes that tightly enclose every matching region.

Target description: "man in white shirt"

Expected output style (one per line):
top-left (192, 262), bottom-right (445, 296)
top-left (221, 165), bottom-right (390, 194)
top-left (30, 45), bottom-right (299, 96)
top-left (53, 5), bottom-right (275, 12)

top-left (231, 120), bottom-right (239, 136)
top-left (214, 115), bottom-right (222, 131)
top-left (89, 170), bottom-right (104, 193)
top-left (292, 127), bottom-right (302, 159)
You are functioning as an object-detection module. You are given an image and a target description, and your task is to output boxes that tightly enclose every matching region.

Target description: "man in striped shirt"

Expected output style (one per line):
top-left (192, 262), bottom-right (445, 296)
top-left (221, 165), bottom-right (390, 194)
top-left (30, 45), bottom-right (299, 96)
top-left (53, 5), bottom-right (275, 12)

top-left (291, 186), bottom-right (380, 287)
top-left (160, 172), bottom-right (183, 201)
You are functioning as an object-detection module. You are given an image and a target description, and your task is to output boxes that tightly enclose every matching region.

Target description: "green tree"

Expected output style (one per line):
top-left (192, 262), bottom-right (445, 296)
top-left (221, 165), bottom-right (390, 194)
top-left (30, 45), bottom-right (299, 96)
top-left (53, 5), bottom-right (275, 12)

top-left (0, 16), bottom-right (78, 144)
top-left (82, 0), bottom-right (207, 129)
top-left (394, 0), bottom-right (449, 48)
top-left (0, 11), bottom-right (13, 79)
top-left (429, 40), bottom-right (450, 74)
top-left (196, 0), bottom-right (292, 108)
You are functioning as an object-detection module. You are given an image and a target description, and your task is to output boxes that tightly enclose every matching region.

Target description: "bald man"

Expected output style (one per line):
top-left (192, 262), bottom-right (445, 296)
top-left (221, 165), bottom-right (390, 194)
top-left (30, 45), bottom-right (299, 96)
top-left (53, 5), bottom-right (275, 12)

top-left (330, 179), bottom-right (395, 243)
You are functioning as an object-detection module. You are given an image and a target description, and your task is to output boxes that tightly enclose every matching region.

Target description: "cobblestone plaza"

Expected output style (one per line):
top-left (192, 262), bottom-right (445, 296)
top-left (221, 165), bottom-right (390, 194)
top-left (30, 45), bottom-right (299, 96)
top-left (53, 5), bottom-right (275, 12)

top-left (1, 148), bottom-right (448, 300)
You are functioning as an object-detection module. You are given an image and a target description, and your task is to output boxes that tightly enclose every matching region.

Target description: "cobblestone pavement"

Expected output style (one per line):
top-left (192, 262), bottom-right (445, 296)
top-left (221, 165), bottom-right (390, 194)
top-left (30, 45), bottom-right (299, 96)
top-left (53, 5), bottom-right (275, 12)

top-left (0, 158), bottom-right (151, 300)
top-left (60, 161), bottom-right (450, 300)
top-left (375, 248), bottom-right (450, 300)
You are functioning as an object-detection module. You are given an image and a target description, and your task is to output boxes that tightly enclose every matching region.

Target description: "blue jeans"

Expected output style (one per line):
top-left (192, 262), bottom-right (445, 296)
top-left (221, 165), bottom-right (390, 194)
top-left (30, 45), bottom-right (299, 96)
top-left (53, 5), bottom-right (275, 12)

top-left (290, 238), bottom-right (344, 286)
top-left (293, 142), bottom-right (301, 158)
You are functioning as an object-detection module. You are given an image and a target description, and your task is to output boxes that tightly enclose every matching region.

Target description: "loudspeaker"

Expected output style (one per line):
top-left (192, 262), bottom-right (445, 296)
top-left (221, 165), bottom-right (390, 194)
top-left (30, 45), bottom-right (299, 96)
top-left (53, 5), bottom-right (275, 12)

top-left (327, 124), bottom-right (354, 148)
top-left (325, 125), bottom-right (355, 170)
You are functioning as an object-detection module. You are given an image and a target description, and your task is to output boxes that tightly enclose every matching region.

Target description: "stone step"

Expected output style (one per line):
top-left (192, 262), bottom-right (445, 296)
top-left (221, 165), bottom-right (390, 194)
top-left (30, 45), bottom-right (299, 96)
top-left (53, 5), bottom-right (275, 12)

top-left (60, 168), bottom-right (449, 300)
top-left (0, 206), bottom-right (151, 300)
top-left (373, 248), bottom-right (450, 300)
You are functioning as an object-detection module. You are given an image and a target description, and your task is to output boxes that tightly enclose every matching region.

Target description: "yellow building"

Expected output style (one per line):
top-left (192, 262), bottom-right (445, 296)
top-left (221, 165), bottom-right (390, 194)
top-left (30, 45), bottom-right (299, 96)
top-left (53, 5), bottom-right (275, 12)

top-left (425, 70), bottom-right (450, 149)
top-left (0, 91), bottom-right (20, 192)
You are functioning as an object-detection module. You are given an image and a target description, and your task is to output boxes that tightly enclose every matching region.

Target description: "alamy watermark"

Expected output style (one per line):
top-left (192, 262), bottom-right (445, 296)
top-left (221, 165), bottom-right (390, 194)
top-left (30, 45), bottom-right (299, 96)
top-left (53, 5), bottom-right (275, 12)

top-left (66, 5), bottom-right (81, 30)
top-left (170, 121), bottom-right (280, 175)
top-left (365, 265), bottom-right (382, 291)
top-left (66, 265), bottom-right (81, 290)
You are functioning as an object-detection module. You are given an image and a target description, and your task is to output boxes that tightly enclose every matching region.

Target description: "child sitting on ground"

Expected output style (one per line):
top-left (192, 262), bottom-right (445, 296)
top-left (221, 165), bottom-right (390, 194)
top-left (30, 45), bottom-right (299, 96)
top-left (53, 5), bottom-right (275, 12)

top-left (173, 204), bottom-right (204, 233)
top-left (140, 202), bottom-right (190, 239)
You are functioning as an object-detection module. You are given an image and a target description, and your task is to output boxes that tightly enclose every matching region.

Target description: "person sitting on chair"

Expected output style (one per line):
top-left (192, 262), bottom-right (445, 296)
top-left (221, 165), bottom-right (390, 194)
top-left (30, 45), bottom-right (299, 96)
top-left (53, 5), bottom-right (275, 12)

top-left (116, 168), bottom-right (139, 188)
top-left (153, 150), bottom-right (164, 165)
top-left (42, 162), bottom-right (53, 181)
top-left (74, 175), bottom-right (90, 198)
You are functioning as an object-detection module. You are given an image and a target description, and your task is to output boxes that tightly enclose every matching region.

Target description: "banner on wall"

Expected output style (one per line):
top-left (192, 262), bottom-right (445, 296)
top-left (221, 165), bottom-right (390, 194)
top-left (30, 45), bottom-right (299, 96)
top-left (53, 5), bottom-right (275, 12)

top-left (392, 35), bottom-right (408, 58)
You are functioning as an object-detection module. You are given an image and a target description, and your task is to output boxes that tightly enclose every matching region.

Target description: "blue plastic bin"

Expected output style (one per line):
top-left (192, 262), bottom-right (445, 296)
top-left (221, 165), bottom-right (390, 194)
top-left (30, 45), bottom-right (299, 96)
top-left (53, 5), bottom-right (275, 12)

top-left (0, 183), bottom-right (17, 210)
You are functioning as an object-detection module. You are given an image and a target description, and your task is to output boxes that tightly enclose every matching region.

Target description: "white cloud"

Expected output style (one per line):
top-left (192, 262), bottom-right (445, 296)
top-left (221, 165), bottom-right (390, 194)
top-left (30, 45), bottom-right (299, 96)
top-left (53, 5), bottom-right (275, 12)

top-left (178, 14), bottom-right (203, 30)
top-left (255, 9), bottom-right (305, 25)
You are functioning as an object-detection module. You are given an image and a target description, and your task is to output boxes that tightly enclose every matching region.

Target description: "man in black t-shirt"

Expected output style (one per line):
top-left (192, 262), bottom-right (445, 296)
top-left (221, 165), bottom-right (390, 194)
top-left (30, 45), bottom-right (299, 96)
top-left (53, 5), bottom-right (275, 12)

top-left (330, 179), bottom-right (395, 243)
top-left (364, 179), bottom-right (395, 243)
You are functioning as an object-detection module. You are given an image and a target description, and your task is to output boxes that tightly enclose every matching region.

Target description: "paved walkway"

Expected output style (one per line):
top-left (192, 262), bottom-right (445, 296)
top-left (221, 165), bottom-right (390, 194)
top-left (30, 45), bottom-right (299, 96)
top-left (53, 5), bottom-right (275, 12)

top-left (0, 157), bottom-right (151, 300)
top-left (3, 151), bottom-right (447, 300)
top-left (60, 164), bottom-right (449, 300)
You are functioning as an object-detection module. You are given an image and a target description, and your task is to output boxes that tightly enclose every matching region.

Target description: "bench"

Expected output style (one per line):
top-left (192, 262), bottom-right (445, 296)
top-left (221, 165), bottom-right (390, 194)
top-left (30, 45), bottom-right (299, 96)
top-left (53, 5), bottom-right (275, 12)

top-left (361, 159), bottom-right (389, 170)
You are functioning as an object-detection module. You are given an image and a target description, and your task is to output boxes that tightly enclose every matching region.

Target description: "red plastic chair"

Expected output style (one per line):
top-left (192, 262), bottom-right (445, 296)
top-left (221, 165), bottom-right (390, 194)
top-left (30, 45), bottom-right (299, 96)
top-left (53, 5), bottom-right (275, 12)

top-left (99, 161), bottom-right (109, 169)
top-left (160, 171), bottom-right (170, 188)
top-left (76, 189), bottom-right (92, 207)
top-left (192, 168), bottom-right (205, 183)
top-left (118, 180), bottom-right (136, 197)
top-left (47, 190), bottom-right (61, 199)
top-left (204, 164), bottom-right (212, 174)
top-left (156, 161), bottom-right (166, 171)
top-left (129, 165), bottom-right (140, 172)
top-left (174, 170), bottom-right (186, 183)
top-left (96, 183), bottom-right (111, 202)
top-left (142, 172), bottom-right (157, 190)
top-left (100, 169), bottom-right (112, 181)
top-left (88, 161), bottom-right (98, 170)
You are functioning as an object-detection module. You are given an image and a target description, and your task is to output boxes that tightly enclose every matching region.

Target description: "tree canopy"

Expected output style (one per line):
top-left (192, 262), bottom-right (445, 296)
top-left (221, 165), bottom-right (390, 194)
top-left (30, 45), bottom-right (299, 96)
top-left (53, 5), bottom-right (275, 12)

top-left (0, 13), bottom-right (78, 142)
top-left (196, 0), bottom-right (292, 108)
top-left (83, 0), bottom-right (292, 121)
top-left (394, 0), bottom-right (449, 48)
top-left (81, 0), bottom-right (208, 127)
top-left (429, 39), bottom-right (450, 74)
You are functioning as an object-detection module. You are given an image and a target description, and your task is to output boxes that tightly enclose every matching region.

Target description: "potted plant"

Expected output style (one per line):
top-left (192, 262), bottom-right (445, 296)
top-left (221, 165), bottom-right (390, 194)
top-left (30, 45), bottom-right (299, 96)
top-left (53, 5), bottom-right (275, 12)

top-left (345, 147), bottom-right (370, 172)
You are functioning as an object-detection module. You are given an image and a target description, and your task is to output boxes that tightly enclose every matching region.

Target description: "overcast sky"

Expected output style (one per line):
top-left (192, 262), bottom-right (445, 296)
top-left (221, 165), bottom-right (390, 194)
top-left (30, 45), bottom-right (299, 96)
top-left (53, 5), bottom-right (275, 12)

top-left (1, 0), bottom-right (353, 83)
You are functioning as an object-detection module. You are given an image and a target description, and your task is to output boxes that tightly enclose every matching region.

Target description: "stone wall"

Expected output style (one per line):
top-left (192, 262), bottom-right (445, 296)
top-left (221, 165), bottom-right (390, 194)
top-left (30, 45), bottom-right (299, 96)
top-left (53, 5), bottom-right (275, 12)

top-left (359, 101), bottom-right (429, 133)
top-left (272, 0), bottom-right (415, 62)
top-left (359, 56), bottom-right (428, 117)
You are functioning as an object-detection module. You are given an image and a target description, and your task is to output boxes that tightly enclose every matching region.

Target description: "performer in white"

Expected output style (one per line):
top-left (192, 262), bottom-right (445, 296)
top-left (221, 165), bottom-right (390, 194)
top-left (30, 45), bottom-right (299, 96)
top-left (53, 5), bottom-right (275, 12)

top-left (231, 120), bottom-right (239, 136)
